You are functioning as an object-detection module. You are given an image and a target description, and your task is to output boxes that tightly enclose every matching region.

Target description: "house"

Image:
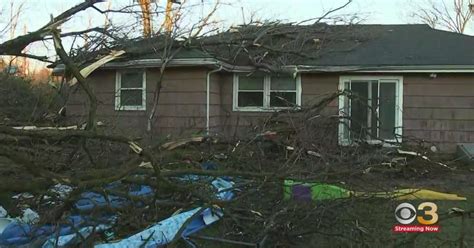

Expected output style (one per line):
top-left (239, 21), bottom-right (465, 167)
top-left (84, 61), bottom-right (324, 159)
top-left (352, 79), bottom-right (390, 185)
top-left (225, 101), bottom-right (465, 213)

top-left (62, 24), bottom-right (474, 152)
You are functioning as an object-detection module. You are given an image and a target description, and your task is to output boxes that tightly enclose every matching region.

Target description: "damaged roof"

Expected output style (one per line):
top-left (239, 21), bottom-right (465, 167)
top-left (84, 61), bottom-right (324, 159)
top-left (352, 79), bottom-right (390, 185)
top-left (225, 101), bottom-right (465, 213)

top-left (54, 24), bottom-right (474, 72)
top-left (198, 24), bottom-right (474, 68)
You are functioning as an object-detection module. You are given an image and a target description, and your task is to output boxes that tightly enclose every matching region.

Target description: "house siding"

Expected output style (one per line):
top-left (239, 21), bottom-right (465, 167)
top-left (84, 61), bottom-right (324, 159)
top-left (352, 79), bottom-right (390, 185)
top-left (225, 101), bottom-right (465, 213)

top-left (67, 69), bottom-right (474, 153)
top-left (212, 73), bottom-right (339, 139)
top-left (67, 67), bottom-right (209, 137)
top-left (403, 74), bottom-right (474, 152)
top-left (212, 72), bottom-right (474, 153)
top-left (216, 73), bottom-right (270, 138)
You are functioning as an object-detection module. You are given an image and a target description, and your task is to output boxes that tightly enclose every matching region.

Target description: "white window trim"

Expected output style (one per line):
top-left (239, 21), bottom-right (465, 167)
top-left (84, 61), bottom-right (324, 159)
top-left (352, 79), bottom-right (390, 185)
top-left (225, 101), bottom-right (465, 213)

top-left (115, 70), bottom-right (147, 111)
top-left (338, 75), bottom-right (403, 146)
top-left (232, 73), bottom-right (302, 112)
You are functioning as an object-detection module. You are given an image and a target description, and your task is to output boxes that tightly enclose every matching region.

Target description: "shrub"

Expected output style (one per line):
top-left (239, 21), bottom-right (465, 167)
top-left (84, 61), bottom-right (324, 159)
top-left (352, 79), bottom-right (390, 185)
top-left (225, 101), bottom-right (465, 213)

top-left (0, 73), bottom-right (54, 124)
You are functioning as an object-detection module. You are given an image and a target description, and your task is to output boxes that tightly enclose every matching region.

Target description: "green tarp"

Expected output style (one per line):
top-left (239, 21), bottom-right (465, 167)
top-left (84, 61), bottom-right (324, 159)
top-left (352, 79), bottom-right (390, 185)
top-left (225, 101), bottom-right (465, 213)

top-left (283, 180), bottom-right (350, 201)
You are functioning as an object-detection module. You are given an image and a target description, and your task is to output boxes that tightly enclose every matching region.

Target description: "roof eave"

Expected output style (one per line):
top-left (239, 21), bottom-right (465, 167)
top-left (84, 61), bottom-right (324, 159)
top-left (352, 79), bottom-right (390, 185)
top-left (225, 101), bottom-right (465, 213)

top-left (51, 58), bottom-right (223, 76)
top-left (102, 58), bottom-right (219, 68)
top-left (52, 59), bottom-right (474, 76)
top-left (103, 58), bottom-right (261, 72)
top-left (290, 65), bottom-right (474, 73)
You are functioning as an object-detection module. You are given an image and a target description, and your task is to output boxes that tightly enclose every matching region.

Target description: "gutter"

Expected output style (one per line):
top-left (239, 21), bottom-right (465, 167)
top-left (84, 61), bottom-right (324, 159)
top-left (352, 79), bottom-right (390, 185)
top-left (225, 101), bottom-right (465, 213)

top-left (288, 65), bottom-right (474, 73)
top-left (51, 58), bottom-right (220, 75)
top-left (102, 58), bottom-right (218, 68)
top-left (102, 58), bottom-right (257, 72)
top-left (206, 66), bottom-right (223, 135)
top-left (52, 55), bottom-right (474, 75)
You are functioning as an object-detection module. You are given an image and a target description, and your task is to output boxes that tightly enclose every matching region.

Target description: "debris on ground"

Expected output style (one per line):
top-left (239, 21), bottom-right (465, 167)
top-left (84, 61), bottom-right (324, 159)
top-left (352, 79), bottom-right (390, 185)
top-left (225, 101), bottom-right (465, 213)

top-left (12, 193), bottom-right (34, 200)
top-left (397, 149), bottom-right (452, 169)
top-left (284, 180), bottom-right (350, 201)
top-left (161, 136), bottom-right (205, 150)
top-left (213, 153), bottom-right (228, 160)
top-left (307, 150), bottom-right (322, 158)
top-left (284, 180), bottom-right (467, 201)
top-left (0, 167), bottom-right (236, 247)
top-left (49, 183), bottom-right (74, 199)
top-left (1, 93), bottom-right (473, 247)
top-left (96, 175), bottom-right (235, 247)
top-left (21, 208), bottom-right (39, 224)
top-left (12, 125), bottom-right (79, 131)
top-left (0, 206), bottom-right (6, 218)
top-left (457, 143), bottom-right (474, 165)
top-left (95, 207), bottom-right (223, 247)
top-left (372, 189), bottom-right (467, 201)
top-left (0, 218), bottom-right (14, 236)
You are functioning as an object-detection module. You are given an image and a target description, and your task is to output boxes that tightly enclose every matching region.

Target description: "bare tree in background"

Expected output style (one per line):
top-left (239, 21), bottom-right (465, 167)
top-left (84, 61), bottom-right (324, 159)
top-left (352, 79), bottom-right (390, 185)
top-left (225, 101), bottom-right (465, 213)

top-left (0, 1), bottom-right (24, 40)
top-left (146, 0), bottom-right (221, 134)
top-left (0, 1), bottom-right (25, 74)
top-left (4, 1), bottom-right (471, 247)
top-left (409, 0), bottom-right (474, 33)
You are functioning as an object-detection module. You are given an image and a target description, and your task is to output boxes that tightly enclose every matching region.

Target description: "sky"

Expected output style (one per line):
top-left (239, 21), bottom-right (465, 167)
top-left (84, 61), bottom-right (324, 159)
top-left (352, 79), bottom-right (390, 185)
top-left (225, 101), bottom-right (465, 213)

top-left (1, 0), bottom-right (473, 70)
top-left (2, 0), bottom-right (413, 32)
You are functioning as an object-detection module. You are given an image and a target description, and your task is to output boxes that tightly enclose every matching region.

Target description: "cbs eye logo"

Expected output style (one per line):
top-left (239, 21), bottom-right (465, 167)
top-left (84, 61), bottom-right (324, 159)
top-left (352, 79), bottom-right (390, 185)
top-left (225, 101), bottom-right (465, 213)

top-left (395, 202), bottom-right (438, 225)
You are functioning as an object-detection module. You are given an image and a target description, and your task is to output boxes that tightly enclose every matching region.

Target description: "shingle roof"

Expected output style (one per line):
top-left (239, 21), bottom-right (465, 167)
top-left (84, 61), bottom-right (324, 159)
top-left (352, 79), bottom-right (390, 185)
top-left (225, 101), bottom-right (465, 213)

top-left (307, 24), bottom-right (474, 66)
top-left (53, 24), bottom-right (474, 71)
top-left (198, 24), bottom-right (474, 68)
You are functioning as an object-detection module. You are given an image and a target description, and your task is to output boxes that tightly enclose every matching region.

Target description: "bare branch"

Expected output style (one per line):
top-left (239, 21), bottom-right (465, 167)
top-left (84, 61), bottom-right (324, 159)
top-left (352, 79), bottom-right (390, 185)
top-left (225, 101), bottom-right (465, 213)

top-left (409, 0), bottom-right (473, 33)
top-left (52, 29), bottom-right (98, 131)
top-left (0, 0), bottom-right (102, 56)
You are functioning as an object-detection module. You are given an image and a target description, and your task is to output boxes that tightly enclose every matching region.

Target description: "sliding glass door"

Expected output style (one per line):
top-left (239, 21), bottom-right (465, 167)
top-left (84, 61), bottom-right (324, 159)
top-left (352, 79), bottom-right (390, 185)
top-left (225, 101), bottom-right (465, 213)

top-left (339, 76), bottom-right (402, 145)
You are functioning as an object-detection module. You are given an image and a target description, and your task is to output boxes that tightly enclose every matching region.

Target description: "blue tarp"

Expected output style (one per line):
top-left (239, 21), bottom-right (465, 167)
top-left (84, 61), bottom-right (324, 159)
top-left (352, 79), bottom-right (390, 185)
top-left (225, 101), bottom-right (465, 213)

top-left (0, 166), bottom-right (235, 247)
top-left (212, 178), bottom-right (234, 201)
top-left (94, 176), bottom-right (235, 247)
top-left (0, 183), bottom-right (151, 247)
top-left (0, 215), bottom-right (113, 246)
top-left (95, 207), bottom-right (222, 248)
top-left (75, 185), bottom-right (153, 212)
top-left (42, 223), bottom-right (112, 248)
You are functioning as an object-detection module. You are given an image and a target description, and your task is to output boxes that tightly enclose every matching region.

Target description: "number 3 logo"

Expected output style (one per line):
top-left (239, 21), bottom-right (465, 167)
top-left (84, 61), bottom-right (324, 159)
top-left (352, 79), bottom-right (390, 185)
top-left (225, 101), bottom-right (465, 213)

top-left (417, 202), bottom-right (438, 225)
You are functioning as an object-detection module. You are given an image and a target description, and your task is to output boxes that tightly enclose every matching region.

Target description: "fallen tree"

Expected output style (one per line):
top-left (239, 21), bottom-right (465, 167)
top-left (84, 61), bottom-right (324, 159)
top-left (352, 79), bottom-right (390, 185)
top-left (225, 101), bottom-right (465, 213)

top-left (0, 90), bottom-right (469, 247)
top-left (0, 0), bottom-right (472, 247)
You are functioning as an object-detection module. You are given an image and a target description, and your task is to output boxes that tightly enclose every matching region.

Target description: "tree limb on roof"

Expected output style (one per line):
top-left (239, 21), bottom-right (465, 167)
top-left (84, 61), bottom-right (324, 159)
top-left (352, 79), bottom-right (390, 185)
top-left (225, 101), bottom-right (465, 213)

top-left (68, 50), bottom-right (126, 86)
top-left (52, 29), bottom-right (98, 131)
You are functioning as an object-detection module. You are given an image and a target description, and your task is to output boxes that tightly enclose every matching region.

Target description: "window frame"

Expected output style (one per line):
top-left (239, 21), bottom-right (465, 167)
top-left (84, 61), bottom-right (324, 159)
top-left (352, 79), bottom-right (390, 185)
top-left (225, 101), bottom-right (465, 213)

top-left (232, 73), bottom-right (302, 112)
top-left (338, 75), bottom-right (403, 146)
top-left (115, 70), bottom-right (147, 111)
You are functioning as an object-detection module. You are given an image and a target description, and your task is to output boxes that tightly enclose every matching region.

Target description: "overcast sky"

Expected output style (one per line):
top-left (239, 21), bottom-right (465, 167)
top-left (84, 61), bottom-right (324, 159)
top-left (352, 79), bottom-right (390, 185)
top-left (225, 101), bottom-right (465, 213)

top-left (1, 0), bottom-right (473, 70)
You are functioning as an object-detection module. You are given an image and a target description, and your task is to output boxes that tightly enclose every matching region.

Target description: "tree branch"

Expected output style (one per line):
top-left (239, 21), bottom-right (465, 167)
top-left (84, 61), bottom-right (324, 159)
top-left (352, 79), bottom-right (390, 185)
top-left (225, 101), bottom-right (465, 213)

top-left (52, 29), bottom-right (98, 131)
top-left (0, 0), bottom-right (102, 56)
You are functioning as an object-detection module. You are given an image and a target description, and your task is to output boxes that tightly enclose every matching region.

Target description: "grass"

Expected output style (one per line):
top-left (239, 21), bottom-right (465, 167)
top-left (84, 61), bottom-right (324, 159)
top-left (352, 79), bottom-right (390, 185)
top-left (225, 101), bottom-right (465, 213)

top-left (184, 175), bottom-right (474, 248)
top-left (402, 196), bottom-right (474, 247)
top-left (1, 142), bottom-right (473, 247)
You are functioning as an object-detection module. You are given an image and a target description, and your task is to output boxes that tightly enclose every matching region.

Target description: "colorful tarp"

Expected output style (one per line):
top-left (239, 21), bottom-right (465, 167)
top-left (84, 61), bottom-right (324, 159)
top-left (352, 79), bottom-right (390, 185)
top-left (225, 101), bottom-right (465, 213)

top-left (356, 189), bottom-right (467, 201)
top-left (283, 180), bottom-right (467, 201)
top-left (283, 180), bottom-right (350, 201)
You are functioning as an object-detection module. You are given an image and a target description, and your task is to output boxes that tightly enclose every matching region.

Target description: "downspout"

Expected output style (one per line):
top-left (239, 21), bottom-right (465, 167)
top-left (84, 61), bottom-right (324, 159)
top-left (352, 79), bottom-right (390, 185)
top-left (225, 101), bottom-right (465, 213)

top-left (206, 66), bottom-right (223, 135)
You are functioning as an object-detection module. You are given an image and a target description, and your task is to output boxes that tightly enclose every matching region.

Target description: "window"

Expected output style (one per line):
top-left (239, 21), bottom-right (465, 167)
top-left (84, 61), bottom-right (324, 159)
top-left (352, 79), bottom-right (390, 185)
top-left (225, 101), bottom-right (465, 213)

top-left (115, 70), bottom-right (146, 111)
top-left (338, 76), bottom-right (403, 145)
top-left (233, 74), bottom-right (301, 111)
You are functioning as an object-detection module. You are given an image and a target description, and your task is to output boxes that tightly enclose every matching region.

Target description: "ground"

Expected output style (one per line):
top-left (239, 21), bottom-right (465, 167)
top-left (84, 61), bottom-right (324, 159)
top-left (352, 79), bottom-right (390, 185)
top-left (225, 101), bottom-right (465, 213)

top-left (1, 144), bottom-right (473, 247)
top-left (186, 166), bottom-right (474, 248)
